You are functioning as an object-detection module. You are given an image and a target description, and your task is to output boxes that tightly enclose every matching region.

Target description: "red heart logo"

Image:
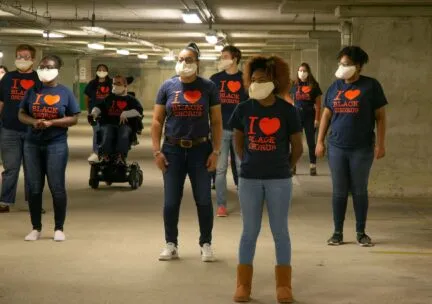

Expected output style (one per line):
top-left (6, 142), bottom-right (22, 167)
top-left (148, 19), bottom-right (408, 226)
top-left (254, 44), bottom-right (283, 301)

top-left (116, 100), bottom-right (127, 110)
top-left (183, 90), bottom-right (202, 104)
top-left (44, 95), bottom-right (60, 106)
top-left (20, 79), bottom-right (35, 90)
top-left (227, 81), bottom-right (241, 93)
top-left (259, 117), bottom-right (280, 136)
top-left (100, 86), bottom-right (109, 94)
top-left (301, 86), bottom-right (312, 93)
top-left (344, 89), bottom-right (361, 100)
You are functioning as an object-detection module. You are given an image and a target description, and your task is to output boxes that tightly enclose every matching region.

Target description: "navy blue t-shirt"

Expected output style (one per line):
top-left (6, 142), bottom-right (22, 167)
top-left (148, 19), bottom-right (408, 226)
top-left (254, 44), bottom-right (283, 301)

top-left (156, 76), bottom-right (219, 139)
top-left (210, 71), bottom-right (248, 130)
top-left (324, 75), bottom-right (388, 148)
top-left (0, 70), bottom-right (41, 132)
top-left (290, 81), bottom-right (322, 110)
top-left (96, 94), bottom-right (143, 126)
top-left (84, 78), bottom-right (112, 111)
top-left (20, 84), bottom-right (81, 143)
top-left (229, 97), bottom-right (302, 179)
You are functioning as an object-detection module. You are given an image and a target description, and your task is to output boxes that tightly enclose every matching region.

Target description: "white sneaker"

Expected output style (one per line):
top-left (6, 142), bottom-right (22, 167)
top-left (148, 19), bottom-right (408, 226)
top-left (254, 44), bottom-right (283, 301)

top-left (159, 242), bottom-right (179, 261)
top-left (87, 153), bottom-right (99, 163)
top-left (25, 230), bottom-right (41, 241)
top-left (53, 230), bottom-right (66, 242)
top-left (201, 243), bottom-right (215, 262)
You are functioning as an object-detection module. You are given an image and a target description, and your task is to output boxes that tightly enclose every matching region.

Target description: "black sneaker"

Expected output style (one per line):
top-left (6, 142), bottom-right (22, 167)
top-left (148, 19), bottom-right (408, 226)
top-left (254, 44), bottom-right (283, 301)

top-left (0, 204), bottom-right (10, 213)
top-left (357, 233), bottom-right (374, 247)
top-left (310, 167), bottom-right (317, 176)
top-left (327, 232), bottom-right (343, 245)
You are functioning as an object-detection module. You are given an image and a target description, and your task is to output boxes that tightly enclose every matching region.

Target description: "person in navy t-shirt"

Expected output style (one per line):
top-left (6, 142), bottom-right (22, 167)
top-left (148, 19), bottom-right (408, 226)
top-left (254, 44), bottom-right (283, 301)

top-left (0, 44), bottom-right (42, 213)
top-left (91, 75), bottom-right (143, 164)
top-left (289, 62), bottom-right (322, 176)
top-left (85, 64), bottom-right (112, 163)
top-left (210, 45), bottom-right (248, 217)
top-left (229, 55), bottom-right (303, 303)
top-left (18, 54), bottom-right (81, 242)
top-left (316, 46), bottom-right (388, 247)
top-left (151, 42), bottom-right (222, 262)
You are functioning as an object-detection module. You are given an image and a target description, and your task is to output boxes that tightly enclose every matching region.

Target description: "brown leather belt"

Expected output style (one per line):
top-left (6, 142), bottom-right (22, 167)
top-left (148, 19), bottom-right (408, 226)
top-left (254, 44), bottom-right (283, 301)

top-left (165, 136), bottom-right (208, 148)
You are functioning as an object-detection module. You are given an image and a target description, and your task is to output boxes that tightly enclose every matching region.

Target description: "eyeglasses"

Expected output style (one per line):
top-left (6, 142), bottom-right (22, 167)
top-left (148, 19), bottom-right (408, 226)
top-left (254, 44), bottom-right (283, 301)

top-left (177, 57), bottom-right (196, 64)
top-left (16, 56), bottom-right (32, 61)
top-left (338, 62), bottom-right (354, 67)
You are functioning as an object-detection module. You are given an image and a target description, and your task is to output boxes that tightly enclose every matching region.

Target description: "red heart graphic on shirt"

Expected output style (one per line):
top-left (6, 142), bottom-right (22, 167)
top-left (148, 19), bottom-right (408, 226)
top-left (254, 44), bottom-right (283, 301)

top-left (116, 100), bottom-right (127, 110)
top-left (184, 90), bottom-right (202, 104)
top-left (20, 79), bottom-right (35, 90)
top-left (259, 117), bottom-right (281, 136)
top-left (344, 89), bottom-right (361, 100)
top-left (99, 86), bottom-right (110, 94)
top-left (44, 95), bottom-right (60, 106)
top-left (301, 86), bottom-right (312, 93)
top-left (227, 81), bottom-right (241, 93)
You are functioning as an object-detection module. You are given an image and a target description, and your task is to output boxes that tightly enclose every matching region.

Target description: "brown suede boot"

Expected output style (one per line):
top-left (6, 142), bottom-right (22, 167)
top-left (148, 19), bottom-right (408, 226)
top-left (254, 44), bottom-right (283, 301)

top-left (233, 264), bottom-right (253, 302)
top-left (275, 265), bottom-right (294, 303)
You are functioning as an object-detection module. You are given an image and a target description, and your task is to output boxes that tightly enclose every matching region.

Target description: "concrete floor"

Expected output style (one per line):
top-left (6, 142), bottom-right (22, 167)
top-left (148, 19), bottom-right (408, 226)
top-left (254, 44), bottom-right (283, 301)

top-left (0, 113), bottom-right (431, 304)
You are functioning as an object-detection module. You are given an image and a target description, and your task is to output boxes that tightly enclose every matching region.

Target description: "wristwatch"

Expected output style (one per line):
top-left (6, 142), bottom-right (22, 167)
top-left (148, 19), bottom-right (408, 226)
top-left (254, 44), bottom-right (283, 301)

top-left (212, 150), bottom-right (221, 156)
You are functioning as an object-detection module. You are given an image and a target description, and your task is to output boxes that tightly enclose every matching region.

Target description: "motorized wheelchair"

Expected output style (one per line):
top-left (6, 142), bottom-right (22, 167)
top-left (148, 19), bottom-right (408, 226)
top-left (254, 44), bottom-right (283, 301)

top-left (87, 115), bottom-right (144, 190)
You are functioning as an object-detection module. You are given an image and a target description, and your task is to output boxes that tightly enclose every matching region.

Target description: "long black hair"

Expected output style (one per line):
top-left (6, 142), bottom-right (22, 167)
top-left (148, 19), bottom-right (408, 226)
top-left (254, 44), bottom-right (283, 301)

top-left (94, 64), bottom-right (110, 81)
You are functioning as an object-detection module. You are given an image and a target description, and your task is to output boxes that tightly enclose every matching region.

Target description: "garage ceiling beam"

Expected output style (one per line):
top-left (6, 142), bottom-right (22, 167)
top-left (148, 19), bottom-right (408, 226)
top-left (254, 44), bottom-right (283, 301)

top-left (336, 5), bottom-right (432, 17)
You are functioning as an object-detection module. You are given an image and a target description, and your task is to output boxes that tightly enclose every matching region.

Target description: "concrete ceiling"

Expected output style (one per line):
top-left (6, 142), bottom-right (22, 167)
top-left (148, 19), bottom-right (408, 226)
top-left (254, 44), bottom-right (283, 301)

top-left (1, 0), bottom-right (432, 59)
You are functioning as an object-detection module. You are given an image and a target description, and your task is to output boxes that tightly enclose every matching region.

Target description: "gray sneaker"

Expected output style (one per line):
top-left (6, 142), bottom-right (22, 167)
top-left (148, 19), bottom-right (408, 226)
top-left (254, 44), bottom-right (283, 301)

top-left (357, 233), bottom-right (374, 247)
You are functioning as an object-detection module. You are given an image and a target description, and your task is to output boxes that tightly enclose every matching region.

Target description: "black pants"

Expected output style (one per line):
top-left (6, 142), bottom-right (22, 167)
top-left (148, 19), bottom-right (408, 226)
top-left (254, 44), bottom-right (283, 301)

top-left (298, 108), bottom-right (317, 164)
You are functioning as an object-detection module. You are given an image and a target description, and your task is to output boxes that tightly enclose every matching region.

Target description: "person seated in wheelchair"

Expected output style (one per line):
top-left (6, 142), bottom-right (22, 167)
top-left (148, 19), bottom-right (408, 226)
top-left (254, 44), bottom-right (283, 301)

top-left (90, 75), bottom-right (143, 165)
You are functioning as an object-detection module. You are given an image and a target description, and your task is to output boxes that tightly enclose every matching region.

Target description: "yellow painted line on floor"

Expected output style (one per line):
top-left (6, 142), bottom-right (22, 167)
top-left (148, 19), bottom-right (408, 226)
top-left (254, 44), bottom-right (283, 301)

top-left (370, 251), bottom-right (432, 256)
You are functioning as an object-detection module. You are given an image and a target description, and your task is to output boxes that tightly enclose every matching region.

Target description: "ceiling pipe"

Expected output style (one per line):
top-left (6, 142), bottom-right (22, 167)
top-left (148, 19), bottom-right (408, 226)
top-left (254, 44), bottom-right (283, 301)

top-left (0, 0), bottom-right (51, 25)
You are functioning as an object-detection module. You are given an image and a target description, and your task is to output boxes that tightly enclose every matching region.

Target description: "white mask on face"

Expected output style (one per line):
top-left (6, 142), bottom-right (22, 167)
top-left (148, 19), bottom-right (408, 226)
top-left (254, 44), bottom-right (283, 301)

top-left (112, 85), bottom-right (126, 95)
top-left (96, 71), bottom-right (108, 78)
top-left (248, 82), bottom-right (275, 100)
top-left (218, 59), bottom-right (234, 71)
top-left (335, 65), bottom-right (356, 80)
top-left (175, 61), bottom-right (197, 77)
top-left (15, 59), bottom-right (33, 71)
top-left (298, 71), bottom-right (308, 81)
top-left (37, 68), bottom-right (59, 82)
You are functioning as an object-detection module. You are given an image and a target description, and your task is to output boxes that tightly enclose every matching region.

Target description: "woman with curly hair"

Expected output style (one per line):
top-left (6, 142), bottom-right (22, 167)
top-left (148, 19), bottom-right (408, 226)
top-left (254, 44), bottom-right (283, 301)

top-left (229, 55), bottom-right (303, 303)
top-left (290, 62), bottom-right (322, 175)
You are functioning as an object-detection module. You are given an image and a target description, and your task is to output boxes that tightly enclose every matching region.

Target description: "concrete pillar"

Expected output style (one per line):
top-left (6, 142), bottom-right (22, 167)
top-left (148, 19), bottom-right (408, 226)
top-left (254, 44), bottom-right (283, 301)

top-left (317, 38), bottom-right (340, 95)
top-left (301, 49), bottom-right (318, 78)
top-left (351, 16), bottom-right (432, 197)
top-left (290, 51), bottom-right (301, 81)
top-left (78, 58), bottom-right (92, 110)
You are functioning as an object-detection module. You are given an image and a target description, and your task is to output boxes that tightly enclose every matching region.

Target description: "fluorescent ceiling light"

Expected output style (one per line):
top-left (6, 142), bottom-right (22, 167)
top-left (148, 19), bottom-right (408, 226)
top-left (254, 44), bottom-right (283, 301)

top-left (163, 55), bottom-right (175, 61)
top-left (0, 51), bottom-right (3, 58)
top-left (81, 26), bottom-right (112, 36)
top-left (215, 44), bottom-right (224, 52)
top-left (182, 10), bottom-right (202, 24)
top-left (137, 54), bottom-right (148, 59)
top-left (200, 56), bottom-right (217, 61)
top-left (88, 42), bottom-right (105, 50)
top-left (116, 49), bottom-right (130, 55)
top-left (205, 32), bottom-right (218, 45)
top-left (42, 31), bottom-right (65, 38)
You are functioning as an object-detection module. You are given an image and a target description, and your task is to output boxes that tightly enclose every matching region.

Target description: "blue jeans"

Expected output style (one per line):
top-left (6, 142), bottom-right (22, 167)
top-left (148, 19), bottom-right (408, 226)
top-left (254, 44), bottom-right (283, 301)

top-left (0, 128), bottom-right (30, 204)
top-left (215, 129), bottom-right (241, 207)
top-left (100, 124), bottom-right (132, 156)
top-left (92, 123), bottom-right (100, 153)
top-left (24, 139), bottom-right (68, 231)
top-left (238, 178), bottom-right (293, 265)
top-left (162, 141), bottom-right (213, 246)
top-left (328, 144), bottom-right (374, 233)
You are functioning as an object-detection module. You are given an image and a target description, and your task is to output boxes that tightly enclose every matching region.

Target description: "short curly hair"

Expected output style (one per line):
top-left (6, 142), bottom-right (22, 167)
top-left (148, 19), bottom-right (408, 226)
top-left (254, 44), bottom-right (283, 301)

top-left (337, 46), bottom-right (369, 68)
top-left (243, 55), bottom-right (290, 96)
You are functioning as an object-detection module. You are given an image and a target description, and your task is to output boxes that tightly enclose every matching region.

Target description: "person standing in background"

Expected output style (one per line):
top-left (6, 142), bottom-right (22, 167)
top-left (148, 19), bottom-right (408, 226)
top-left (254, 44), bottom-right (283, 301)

top-left (290, 63), bottom-right (322, 176)
top-left (85, 64), bottom-right (112, 162)
top-left (0, 44), bottom-right (42, 213)
top-left (210, 45), bottom-right (247, 217)
top-left (0, 65), bottom-right (9, 164)
top-left (316, 46), bottom-right (388, 247)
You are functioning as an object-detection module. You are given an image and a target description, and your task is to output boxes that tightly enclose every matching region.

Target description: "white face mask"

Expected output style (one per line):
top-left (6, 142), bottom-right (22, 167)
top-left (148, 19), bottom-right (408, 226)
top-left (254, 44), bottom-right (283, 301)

top-left (15, 59), bottom-right (33, 71)
top-left (112, 85), bottom-right (126, 95)
top-left (248, 82), bottom-right (275, 100)
top-left (218, 59), bottom-right (234, 71)
top-left (0, 72), bottom-right (5, 81)
top-left (37, 68), bottom-right (59, 82)
top-left (298, 71), bottom-right (308, 81)
top-left (97, 71), bottom-right (108, 78)
top-left (175, 61), bottom-right (197, 77)
top-left (335, 65), bottom-right (356, 80)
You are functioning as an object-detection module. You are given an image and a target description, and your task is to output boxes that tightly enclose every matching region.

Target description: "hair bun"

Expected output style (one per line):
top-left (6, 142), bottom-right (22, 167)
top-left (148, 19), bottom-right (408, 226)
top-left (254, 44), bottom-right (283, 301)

top-left (186, 42), bottom-right (200, 57)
